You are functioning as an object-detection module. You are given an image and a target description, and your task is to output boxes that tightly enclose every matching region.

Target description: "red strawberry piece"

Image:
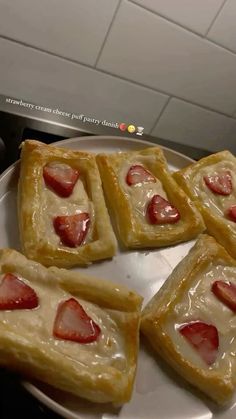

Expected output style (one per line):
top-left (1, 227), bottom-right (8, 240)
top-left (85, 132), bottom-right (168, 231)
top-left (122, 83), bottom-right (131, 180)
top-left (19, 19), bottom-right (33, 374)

top-left (179, 321), bottom-right (219, 365)
top-left (53, 298), bottom-right (101, 344)
top-left (146, 194), bottom-right (180, 224)
top-left (212, 280), bottom-right (236, 312)
top-left (53, 213), bottom-right (90, 247)
top-left (0, 273), bottom-right (39, 310)
top-left (43, 163), bottom-right (79, 197)
top-left (204, 171), bottom-right (232, 196)
top-left (126, 165), bottom-right (156, 186)
top-left (226, 205), bottom-right (236, 222)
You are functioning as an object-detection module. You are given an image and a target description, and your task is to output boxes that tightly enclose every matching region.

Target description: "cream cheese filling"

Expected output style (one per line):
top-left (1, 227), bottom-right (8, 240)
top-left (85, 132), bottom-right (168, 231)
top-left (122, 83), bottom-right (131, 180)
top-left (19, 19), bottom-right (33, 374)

top-left (164, 263), bottom-right (236, 374)
top-left (0, 273), bottom-right (127, 371)
top-left (41, 166), bottom-right (94, 248)
top-left (192, 161), bottom-right (236, 230)
top-left (119, 156), bottom-right (168, 226)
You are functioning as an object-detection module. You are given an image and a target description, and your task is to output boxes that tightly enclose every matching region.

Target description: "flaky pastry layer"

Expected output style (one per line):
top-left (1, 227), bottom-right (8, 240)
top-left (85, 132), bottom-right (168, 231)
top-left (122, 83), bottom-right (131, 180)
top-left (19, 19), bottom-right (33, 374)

top-left (0, 248), bottom-right (142, 403)
top-left (173, 150), bottom-right (236, 259)
top-left (97, 147), bottom-right (205, 248)
top-left (18, 140), bottom-right (117, 267)
top-left (141, 234), bottom-right (236, 405)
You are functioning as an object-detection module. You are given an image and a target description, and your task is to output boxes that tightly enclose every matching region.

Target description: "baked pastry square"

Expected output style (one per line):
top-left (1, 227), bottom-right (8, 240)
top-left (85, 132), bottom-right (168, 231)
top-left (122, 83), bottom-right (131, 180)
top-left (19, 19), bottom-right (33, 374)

top-left (0, 248), bottom-right (142, 403)
top-left (18, 140), bottom-right (117, 267)
top-left (173, 150), bottom-right (236, 259)
top-left (96, 147), bottom-right (204, 248)
top-left (141, 234), bottom-right (236, 405)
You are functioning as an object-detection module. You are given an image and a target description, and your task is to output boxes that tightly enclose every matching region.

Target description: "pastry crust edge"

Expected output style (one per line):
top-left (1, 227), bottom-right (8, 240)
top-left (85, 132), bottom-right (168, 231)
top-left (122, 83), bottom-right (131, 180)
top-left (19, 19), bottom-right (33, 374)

top-left (141, 234), bottom-right (236, 405)
top-left (173, 150), bottom-right (236, 259)
top-left (97, 147), bottom-right (205, 248)
top-left (18, 140), bottom-right (117, 268)
top-left (0, 248), bottom-right (143, 403)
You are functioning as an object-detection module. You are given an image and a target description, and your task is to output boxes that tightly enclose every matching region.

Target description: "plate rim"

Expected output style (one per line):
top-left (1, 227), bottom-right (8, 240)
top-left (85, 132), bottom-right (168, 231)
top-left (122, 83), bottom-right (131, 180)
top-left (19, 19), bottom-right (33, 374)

top-left (1, 135), bottom-right (195, 419)
top-left (0, 136), bottom-right (195, 182)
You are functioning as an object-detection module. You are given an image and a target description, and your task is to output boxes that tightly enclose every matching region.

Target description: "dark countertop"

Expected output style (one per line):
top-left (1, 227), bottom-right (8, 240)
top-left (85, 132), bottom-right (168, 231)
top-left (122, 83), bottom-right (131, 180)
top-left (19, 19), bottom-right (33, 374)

top-left (0, 370), bottom-right (62, 418)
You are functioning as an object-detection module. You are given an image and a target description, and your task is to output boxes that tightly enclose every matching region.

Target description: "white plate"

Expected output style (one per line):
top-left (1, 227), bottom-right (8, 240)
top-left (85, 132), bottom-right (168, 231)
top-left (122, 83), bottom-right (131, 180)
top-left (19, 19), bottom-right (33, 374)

top-left (0, 136), bottom-right (235, 419)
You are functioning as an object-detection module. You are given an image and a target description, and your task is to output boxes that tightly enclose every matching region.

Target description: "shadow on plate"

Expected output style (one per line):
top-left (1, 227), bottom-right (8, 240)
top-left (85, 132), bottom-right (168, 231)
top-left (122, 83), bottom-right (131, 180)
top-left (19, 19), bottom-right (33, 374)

top-left (32, 380), bottom-right (122, 418)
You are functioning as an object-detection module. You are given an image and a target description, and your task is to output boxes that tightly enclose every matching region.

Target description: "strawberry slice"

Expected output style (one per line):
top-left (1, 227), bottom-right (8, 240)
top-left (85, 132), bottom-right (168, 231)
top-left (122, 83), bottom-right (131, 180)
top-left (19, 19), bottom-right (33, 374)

top-left (53, 298), bottom-right (101, 344)
top-left (0, 273), bottom-right (39, 310)
top-left (126, 165), bottom-right (156, 186)
top-left (43, 162), bottom-right (79, 197)
top-left (212, 280), bottom-right (236, 312)
top-left (179, 321), bottom-right (219, 365)
top-left (53, 213), bottom-right (90, 247)
top-left (146, 194), bottom-right (180, 224)
top-left (226, 205), bottom-right (236, 222)
top-left (204, 171), bottom-right (232, 195)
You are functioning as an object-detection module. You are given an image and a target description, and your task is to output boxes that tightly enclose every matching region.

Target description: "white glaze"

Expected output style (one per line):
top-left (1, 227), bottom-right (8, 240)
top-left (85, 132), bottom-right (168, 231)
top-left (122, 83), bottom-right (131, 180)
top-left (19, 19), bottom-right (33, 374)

top-left (192, 161), bottom-right (236, 228)
top-left (1, 136), bottom-right (224, 419)
top-left (0, 273), bottom-right (126, 370)
top-left (119, 156), bottom-right (168, 225)
top-left (165, 263), bottom-right (236, 373)
top-left (41, 166), bottom-right (95, 247)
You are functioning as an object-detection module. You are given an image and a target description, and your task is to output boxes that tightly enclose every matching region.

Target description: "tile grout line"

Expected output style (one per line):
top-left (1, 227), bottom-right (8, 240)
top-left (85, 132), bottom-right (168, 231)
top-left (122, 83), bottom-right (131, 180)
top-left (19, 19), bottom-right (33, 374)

top-left (1, 36), bottom-right (236, 120)
top-left (2, 20), bottom-right (236, 62)
top-left (232, 109), bottom-right (236, 118)
top-left (128, 0), bottom-right (204, 37)
top-left (206, 37), bottom-right (236, 57)
top-left (0, 34), bottom-right (94, 70)
top-left (204, 0), bottom-right (228, 37)
top-left (128, 0), bottom-right (236, 56)
top-left (94, 0), bottom-right (122, 67)
top-left (1, 2), bottom-right (236, 59)
top-left (148, 96), bottom-right (171, 135)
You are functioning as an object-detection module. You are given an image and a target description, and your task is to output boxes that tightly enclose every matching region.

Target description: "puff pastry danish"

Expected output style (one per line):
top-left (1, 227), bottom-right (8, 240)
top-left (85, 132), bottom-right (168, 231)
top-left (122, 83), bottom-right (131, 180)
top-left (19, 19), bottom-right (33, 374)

top-left (141, 234), bottom-right (236, 404)
top-left (173, 150), bottom-right (236, 259)
top-left (0, 248), bottom-right (142, 403)
top-left (18, 140), bottom-right (117, 267)
top-left (96, 147), bottom-right (205, 248)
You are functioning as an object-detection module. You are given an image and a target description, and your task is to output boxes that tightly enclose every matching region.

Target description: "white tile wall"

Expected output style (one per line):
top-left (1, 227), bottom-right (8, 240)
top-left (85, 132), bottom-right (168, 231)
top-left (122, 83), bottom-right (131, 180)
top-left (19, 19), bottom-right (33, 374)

top-left (152, 98), bottom-right (236, 152)
top-left (0, 38), bottom-right (169, 131)
top-left (0, 0), bottom-right (236, 152)
top-left (131, 0), bottom-right (225, 35)
top-left (0, 0), bottom-right (119, 65)
top-left (97, 1), bottom-right (236, 116)
top-left (208, 0), bottom-right (236, 53)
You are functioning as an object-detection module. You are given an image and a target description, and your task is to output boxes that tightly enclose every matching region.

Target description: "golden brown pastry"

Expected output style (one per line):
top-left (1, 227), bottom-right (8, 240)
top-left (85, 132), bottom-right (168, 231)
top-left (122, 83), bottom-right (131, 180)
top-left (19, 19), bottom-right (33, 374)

top-left (0, 248), bottom-right (142, 403)
top-left (141, 234), bottom-right (236, 405)
top-left (173, 150), bottom-right (236, 259)
top-left (96, 147), bottom-right (205, 248)
top-left (18, 140), bottom-right (117, 267)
